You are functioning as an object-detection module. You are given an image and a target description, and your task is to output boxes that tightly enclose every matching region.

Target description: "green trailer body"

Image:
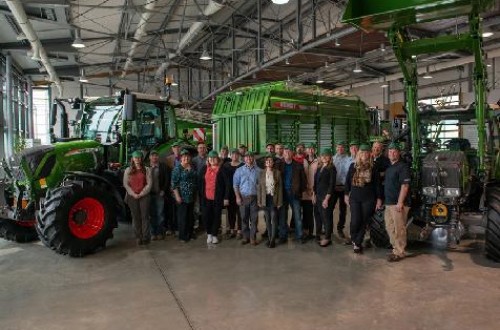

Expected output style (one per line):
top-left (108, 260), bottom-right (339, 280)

top-left (212, 82), bottom-right (371, 153)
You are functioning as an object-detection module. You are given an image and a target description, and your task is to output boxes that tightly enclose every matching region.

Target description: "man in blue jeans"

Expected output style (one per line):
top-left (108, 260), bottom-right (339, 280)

top-left (233, 151), bottom-right (261, 245)
top-left (277, 145), bottom-right (307, 244)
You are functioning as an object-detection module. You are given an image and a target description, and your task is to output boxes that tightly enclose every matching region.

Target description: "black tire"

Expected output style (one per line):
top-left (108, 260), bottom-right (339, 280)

top-left (0, 219), bottom-right (38, 242)
top-left (369, 209), bottom-right (391, 248)
top-left (485, 184), bottom-right (500, 262)
top-left (37, 181), bottom-right (119, 257)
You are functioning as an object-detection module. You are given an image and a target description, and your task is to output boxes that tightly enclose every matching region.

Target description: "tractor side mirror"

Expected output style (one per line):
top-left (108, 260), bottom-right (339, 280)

top-left (50, 102), bottom-right (58, 126)
top-left (123, 94), bottom-right (136, 121)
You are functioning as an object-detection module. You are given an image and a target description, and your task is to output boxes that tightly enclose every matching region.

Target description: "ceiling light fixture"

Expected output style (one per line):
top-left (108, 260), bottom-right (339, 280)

top-left (482, 31), bottom-right (494, 38)
top-left (381, 83), bottom-right (389, 88)
top-left (423, 67), bottom-right (433, 79)
top-left (353, 62), bottom-right (362, 73)
top-left (271, 0), bottom-right (289, 4)
top-left (71, 29), bottom-right (85, 48)
top-left (380, 43), bottom-right (386, 52)
top-left (200, 44), bottom-right (211, 60)
top-left (285, 58), bottom-right (290, 65)
top-left (316, 75), bottom-right (324, 84)
top-left (28, 47), bottom-right (41, 61)
top-left (335, 38), bottom-right (340, 47)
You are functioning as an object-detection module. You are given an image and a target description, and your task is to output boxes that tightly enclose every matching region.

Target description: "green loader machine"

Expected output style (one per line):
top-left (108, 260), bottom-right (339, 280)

top-left (0, 92), bottom-right (210, 257)
top-left (343, 0), bottom-right (500, 261)
top-left (212, 82), bottom-right (372, 153)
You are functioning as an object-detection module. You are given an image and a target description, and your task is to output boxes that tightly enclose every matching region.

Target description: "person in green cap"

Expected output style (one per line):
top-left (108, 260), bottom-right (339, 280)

top-left (302, 142), bottom-right (319, 240)
top-left (165, 141), bottom-right (182, 235)
top-left (383, 142), bottom-right (411, 262)
top-left (222, 148), bottom-right (244, 239)
top-left (148, 149), bottom-right (170, 241)
top-left (344, 144), bottom-right (383, 254)
top-left (199, 150), bottom-right (226, 244)
top-left (349, 140), bottom-right (360, 162)
top-left (123, 150), bottom-right (152, 246)
top-left (171, 149), bottom-right (198, 242)
top-left (257, 153), bottom-right (283, 248)
top-left (332, 140), bottom-right (350, 239)
top-left (313, 148), bottom-right (337, 247)
top-left (166, 141), bottom-right (182, 170)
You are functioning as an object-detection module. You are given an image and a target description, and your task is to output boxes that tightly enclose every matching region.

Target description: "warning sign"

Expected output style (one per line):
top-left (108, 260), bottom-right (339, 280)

top-left (193, 128), bottom-right (206, 142)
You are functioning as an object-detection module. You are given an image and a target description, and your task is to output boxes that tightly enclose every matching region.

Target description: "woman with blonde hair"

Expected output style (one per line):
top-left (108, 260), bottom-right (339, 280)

top-left (344, 144), bottom-right (383, 253)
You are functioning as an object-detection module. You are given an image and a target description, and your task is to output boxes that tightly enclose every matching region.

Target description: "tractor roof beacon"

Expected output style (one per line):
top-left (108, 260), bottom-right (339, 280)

top-left (343, 0), bottom-right (500, 261)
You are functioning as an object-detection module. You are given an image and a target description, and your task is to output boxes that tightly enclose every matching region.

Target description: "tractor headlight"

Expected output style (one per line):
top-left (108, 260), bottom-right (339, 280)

top-left (422, 187), bottom-right (437, 197)
top-left (443, 188), bottom-right (460, 197)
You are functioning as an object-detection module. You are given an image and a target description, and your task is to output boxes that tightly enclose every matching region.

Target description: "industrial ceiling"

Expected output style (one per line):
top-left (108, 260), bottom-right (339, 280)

top-left (1, 0), bottom-right (500, 112)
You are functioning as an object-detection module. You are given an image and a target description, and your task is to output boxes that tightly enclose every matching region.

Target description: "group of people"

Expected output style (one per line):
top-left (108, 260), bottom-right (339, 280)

top-left (123, 139), bottom-right (411, 262)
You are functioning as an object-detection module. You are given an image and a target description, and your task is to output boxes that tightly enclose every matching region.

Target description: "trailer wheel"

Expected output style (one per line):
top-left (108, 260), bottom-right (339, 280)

top-left (0, 219), bottom-right (38, 243)
top-left (369, 208), bottom-right (391, 248)
top-left (37, 182), bottom-right (117, 257)
top-left (485, 184), bottom-right (500, 262)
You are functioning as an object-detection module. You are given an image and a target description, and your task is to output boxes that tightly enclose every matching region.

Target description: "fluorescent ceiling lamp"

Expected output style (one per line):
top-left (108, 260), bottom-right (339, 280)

top-left (482, 31), bottom-right (494, 38)
top-left (380, 43), bottom-right (386, 52)
top-left (353, 62), bottom-right (362, 73)
top-left (335, 39), bottom-right (340, 47)
top-left (272, 0), bottom-right (289, 4)
top-left (381, 83), bottom-right (389, 88)
top-left (423, 68), bottom-right (433, 79)
top-left (316, 76), bottom-right (324, 84)
top-left (200, 47), bottom-right (211, 60)
top-left (79, 68), bottom-right (88, 83)
top-left (71, 29), bottom-right (85, 48)
top-left (285, 58), bottom-right (290, 65)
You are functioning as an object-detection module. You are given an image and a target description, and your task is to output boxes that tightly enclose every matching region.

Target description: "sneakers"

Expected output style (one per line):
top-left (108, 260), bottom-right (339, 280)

top-left (207, 234), bottom-right (213, 244)
top-left (212, 236), bottom-right (219, 244)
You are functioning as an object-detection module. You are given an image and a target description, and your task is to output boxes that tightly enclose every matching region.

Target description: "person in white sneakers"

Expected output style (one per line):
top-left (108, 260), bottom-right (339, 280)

top-left (200, 150), bottom-right (227, 244)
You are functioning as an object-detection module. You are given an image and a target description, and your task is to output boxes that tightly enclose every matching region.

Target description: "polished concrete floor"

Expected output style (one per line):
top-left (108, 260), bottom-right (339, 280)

top-left (1, 213), bottom-right (499, 330)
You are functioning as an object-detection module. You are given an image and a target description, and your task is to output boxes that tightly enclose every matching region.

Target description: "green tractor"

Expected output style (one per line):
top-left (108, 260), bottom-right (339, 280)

top-left (0, 92), bottom-right (209, 256)
top-left (343, 0), bottom-right (500, 261)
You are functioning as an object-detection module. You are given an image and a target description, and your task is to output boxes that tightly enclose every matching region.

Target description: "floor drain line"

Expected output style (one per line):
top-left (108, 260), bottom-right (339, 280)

top-left (150, 252), bottom-right (196, 330)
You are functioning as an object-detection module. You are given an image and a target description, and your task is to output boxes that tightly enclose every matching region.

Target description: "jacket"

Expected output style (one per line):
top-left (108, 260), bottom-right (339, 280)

top-left (313, 163), bottom-right (336, 201)
top-left (199, 164), bottom-right (227, 207)
top-left (257, 169), bottom-right (283, 208)
top-left (149, 162), bottom-right (170, 194)
top-left (302, 157), bottom-right (319, 200)
top-left (123, 166), bottom-right (152, 200)
top-left (277, 160), bottom-right (307, 199)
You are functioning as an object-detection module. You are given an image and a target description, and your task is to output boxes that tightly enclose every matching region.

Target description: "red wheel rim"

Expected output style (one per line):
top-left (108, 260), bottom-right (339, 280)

top-left (68, 198), bottom-right (105, 239)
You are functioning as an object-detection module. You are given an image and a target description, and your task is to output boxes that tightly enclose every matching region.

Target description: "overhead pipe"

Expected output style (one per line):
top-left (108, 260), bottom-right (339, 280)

top-left (333, 47), bottom-right (500, 91)
top-left (153, 0), bottom-right (225, 82)
top-left (5, 0), bottom-right (62, 97)
top-left (121, 0), bottom-right (157, 77)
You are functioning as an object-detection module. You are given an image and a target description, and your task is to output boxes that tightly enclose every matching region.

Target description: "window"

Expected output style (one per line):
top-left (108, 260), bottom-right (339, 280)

top-left (420, 95), bottom-right (460, 146)
top-left (33, 88), bottom-right (50, 145)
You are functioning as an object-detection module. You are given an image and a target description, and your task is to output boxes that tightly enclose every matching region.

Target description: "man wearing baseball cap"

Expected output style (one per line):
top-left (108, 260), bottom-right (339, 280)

top-left (383, 142), bottom-right (411, 262)
top-left (148, 149), bottom-right (170, 240)
top-left (332, 140), bottom-right (350, 239)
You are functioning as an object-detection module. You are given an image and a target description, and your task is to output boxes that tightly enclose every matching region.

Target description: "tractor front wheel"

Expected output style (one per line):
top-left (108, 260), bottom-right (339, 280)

top-left (0, 219), bottom-right (38, 242)
top-left (485, 184), bottom-right (500, 262)
top-left (36, 182), bottom-right (117, 257)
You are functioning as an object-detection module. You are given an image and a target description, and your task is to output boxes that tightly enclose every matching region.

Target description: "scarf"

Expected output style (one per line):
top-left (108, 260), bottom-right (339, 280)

top-left (352, 162), bottom-right (372, 187)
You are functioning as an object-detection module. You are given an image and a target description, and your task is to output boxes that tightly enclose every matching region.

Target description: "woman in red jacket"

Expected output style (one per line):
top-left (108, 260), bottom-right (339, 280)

top-left (123, 150), bottom-right (152, 245)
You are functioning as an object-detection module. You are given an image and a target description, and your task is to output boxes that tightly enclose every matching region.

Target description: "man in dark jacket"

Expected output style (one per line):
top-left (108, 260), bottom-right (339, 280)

top-left (277, 145), bottom-right (307, 243)
top-left (149, 150), bottom-right (170, 240)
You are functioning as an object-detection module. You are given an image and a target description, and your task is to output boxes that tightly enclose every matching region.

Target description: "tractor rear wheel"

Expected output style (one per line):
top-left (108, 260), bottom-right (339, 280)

top-left (485, 183), bottom-right (500, 262)
top-left (369, 209), bottom-right (391, 248)
top-left (36, 182), bottom-right (118, 257)
top-left (0, 219), bottom-right (38, 242)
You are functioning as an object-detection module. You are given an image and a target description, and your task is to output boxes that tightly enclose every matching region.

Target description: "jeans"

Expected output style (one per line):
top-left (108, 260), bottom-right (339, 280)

top-left (166, 194), bottom-right (177, 232)
top-left (263, 195), bottom-right (278, 242)
top-left (349, 199), bottom-right (375, 246)
top-left (239, 195), bottom-right (258, 240)
top-left (315, 198), bottom-right (334, 240)
top-left (302, 200), bottom-right (314, 235)
top-left (332, 188), bottom-right (347, 231)
top-left (177, 202), bottom-right (194, 241)
top-left (280, 190), bottom-right (302, 240)
top-left (203, 199), bottom-right (222, 236)
top-left (150, 193), bottom-right (165, 236)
